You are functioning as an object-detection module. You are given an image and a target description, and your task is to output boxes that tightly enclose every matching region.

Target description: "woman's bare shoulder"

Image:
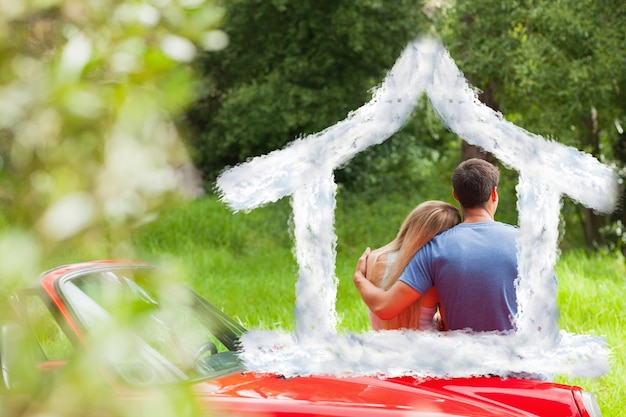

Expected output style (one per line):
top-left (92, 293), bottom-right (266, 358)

top-left (366, 248), bottom-right (391, 287)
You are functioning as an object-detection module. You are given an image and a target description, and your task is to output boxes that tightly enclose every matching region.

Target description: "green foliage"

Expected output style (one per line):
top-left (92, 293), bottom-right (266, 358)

top-left (0, 0), bottom-right (227, 271)
top-left (440, 0), bottom-right (626, 250)
top-left (184, 0), bottom-right (431, 184)
top-left (335, 95), bottom-right (461, 195)
top-left (443, 0), bottom-right (626, 144)
top-left (183, 0), bottom-right (625, 250)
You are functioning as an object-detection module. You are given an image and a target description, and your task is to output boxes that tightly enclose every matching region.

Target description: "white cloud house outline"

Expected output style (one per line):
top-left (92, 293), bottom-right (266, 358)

top-left (216, 37), bottom-right (620, 378)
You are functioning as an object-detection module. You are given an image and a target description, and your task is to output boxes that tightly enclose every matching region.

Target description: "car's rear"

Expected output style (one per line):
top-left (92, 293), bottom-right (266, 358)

top-left (193, 372), bottom-right (603, 417)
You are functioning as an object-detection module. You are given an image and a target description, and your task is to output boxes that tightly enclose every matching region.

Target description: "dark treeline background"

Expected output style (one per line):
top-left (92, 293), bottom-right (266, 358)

top-left (182, 0), bottom-right (625, 254)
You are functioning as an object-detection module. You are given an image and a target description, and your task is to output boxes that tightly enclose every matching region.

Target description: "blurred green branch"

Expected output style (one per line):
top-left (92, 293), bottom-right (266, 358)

top-left (0, 0), bottom-right (225, 277)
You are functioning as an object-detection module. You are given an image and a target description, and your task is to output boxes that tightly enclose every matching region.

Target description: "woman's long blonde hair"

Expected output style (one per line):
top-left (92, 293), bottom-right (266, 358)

top-left (373, 200), bottom-right (461, 329)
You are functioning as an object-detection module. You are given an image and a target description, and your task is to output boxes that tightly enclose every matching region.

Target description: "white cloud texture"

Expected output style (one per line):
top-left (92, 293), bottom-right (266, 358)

top-left (217, 37), bottom-right (620, 379)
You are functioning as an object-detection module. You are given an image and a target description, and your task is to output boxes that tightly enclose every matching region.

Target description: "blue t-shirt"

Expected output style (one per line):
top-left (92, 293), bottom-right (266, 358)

top-left (399, 222), bottom-right (518, 332)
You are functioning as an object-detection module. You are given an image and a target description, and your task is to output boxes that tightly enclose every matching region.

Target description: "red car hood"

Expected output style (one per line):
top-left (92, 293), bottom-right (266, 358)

top-left (191, 372), bottom-right (580, 417)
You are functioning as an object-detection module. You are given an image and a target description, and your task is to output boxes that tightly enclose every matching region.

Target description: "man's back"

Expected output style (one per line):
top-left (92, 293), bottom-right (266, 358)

top-left (399, 222), bottom-right (518, 332)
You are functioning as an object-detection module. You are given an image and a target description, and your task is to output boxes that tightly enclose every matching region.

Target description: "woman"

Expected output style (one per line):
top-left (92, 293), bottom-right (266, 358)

top-left (366, 200), bottom-right (461, 330)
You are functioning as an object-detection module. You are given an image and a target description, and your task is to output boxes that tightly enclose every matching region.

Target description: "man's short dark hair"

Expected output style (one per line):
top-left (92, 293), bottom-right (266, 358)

top-left (452, 158), bottom-right (500, 208)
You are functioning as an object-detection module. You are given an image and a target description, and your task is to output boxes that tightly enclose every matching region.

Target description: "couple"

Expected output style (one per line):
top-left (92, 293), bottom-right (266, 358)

top-left (354, 158), bottom-right (518, 333)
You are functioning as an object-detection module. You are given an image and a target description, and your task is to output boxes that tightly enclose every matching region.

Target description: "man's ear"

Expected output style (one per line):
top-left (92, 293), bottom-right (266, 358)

top-left (491, 186), bottom-right (498, 202)
top-left (452, 190), bottom-right (458, 201)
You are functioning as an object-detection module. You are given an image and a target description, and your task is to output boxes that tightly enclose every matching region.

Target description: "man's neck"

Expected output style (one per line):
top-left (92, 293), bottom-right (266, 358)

top-left (461, 207), bottom-right (495, 224)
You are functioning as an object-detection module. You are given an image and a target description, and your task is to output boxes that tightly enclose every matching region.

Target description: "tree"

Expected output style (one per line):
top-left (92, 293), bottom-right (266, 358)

top-left (0, 1), bottom-right (224, 273)
top-left (438, 0), bottom-right (626, 251)
top-left (184, 0), bottom-right (433, 187)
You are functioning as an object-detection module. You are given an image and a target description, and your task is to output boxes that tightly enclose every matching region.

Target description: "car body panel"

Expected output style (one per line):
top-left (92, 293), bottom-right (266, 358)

top-left (191, 372), bottom-right (581, 416)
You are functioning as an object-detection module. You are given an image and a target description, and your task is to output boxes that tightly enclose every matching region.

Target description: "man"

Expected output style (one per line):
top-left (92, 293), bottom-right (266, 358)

top-left (353, 158), bottom-right (518, 332)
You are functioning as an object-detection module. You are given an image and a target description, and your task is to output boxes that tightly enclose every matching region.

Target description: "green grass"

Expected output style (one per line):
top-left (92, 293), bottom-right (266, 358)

top-left (133, 195), bottom-right (625, 415)
top-left (555, 250), bottom-right (626, 416)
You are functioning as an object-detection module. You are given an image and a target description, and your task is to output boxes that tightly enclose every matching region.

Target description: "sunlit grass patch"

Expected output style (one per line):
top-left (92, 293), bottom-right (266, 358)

top-left (132, 196), bottom-right (624, 415)
top-left (555, 250), bottom-right (626, 415)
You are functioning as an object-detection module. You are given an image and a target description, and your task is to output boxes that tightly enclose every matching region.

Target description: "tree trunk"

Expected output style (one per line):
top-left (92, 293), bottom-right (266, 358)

top-left (461, 141), bottom-right (493, 162)
top-left (461, 80), bottom-right (497, 164)
top-left (582, 107), bottom-right (607, 248)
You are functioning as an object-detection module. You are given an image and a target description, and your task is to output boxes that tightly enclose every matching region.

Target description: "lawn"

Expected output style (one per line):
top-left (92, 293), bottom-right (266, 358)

top-left (134, 196), bottom-right (625, 415)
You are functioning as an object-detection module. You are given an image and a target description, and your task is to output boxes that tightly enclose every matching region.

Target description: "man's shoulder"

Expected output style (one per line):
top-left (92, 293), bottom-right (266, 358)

top-left (492, 221), bottom-right (518, 230)
top-left (494, 221), bottom-right (519, 236)
top-left (434, 221), bottom-right (517, 240)
top-left (457, 221), bottom-right (518, 231)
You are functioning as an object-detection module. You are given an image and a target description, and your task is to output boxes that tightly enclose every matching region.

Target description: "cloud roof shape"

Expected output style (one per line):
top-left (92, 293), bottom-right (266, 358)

top-left (217, 37), bottom-right (619, 378)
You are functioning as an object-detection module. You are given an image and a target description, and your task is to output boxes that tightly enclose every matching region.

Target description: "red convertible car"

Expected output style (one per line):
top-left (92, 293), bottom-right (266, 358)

top-left (1, 260), bottom-right (603, 416)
